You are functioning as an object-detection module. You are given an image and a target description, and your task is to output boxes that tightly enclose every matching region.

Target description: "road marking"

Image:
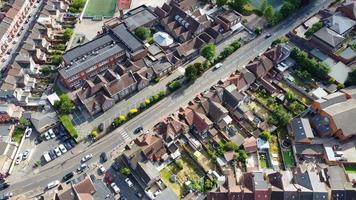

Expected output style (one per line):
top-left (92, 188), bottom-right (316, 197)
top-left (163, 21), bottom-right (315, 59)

top-left (121, 131), bottom-right (131, 143)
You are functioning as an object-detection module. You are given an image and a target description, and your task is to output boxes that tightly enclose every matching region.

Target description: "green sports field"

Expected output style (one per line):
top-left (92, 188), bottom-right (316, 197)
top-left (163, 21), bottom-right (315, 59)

top-left (84, 0), bottom-right (117, 17)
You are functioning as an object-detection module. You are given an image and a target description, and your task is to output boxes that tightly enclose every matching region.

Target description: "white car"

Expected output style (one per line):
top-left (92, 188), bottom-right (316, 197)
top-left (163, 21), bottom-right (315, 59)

top-left (15, 155), bottom-right (22, 165)
top-left (22, 149), bottom-right (31, 160)
top-left (125, 178), bottom-right (133, 187)
top-left (48, 129), bottom-right (55, 139)
top-left (47, 180), bottom-right (60, 189)
top-left (44, 132), bottom-right (51, 140)
top-left (213, 63), bottom-right (223, 70)
top-left (77, 163), bottom-right (87, 172)
top-left (59, 144), bottom-right (67, 154)
top-left (81, 154), bottom-right (93, 162)
top-left (54, 147), bottom-right (62, 157)
top-left (24, 127), bottom-right (32, 138)
top-left (110, 182), bottom-right (120, 194)
top-left (98, 165), bottom-right (106, 174)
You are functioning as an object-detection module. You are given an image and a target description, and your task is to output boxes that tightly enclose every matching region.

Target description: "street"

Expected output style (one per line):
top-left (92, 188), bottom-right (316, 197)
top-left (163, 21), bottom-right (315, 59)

top-left (1, 0), bottom-right (330, 197)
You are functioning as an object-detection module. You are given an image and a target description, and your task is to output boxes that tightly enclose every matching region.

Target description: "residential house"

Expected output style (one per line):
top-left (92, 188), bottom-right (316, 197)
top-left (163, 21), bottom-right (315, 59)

top-left (154, 3), bottom-right (209, 43)
top-left (263, 45), bottom-right (291, 65)
top-left (335, 2), bottom-right (356, 21)
top-left (207, 170), bottom-right (245, 200)
top-left (289, 118), bottom-right (314, 144)
top-left (0, 124), bottom-right (17, 174)
top-left (221, 84), bottom-right (245, 113)
top-left (243, 136), bottom-right (257, 154)
top-left (30, 109), bottom-right (58, 133)
top-left (310, 90), bottom-right (356, 140)
top-left (246, 55), bottom-right (273, 79)
top-left (135, 161), bottom-right (160, 189)
top-left (324, 13), bottom-right (355, 36)
top-left (294, 169), bottom-right (329, 200)
top-left (324, 166), bottom-right (349, 200)
top-left (182, 106), bottom-right (213, 139)
top-left (244, 172), bottom-right (269, 200)
top-left (311, 27), bottom-right (345, 53)
top-left (0, 103), bottom-right (23, 123)
top-left (268, 171), bottom-right (300, 200)
top-left (211, 6), bottom-right (243, 32)
top-left (156, 114), bottom-right (189, 145)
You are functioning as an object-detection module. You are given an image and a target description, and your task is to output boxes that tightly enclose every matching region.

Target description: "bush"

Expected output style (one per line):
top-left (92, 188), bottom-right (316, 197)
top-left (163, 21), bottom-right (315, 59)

top-left (168, 80), bottom-right (181, 92)
top-left (304, 22), bottom-right (323, 38)
top-left (237, 149), bottom-right (248, 162)
top-left (175, 160), bottom-right (183, 170)
top-left (63, 28), bottom-right (74, 41)
top-left (135, 27), bottom-right (151, 41)
top-left (145, 99), bottom-right (151, 106)
top-left (90, 130), bottom-right (98, 139)
top-left (272, 36), bottom-right (289, 45)
top-left (54, 44), bottom-right (66, 51)
top-left (120, 167), bottom-right (131, 176)
top-left (260, 130), bottom-right (272, 141)
top-left (204, 178), bottom-right (216, 191)
top-left (153, 77), bottom-right (160, 83)
top-left (255, 27), bottom-right (262, 35)
top-left (59, 115), bottom-right (78, 139)
top-left (128, 108), bottom-right (139, 117)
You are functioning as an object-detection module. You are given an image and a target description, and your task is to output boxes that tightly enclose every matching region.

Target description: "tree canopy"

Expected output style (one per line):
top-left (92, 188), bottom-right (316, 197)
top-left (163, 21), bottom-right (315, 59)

top-left (200, 43), bottom-right (216, 61)
top-left (63, 28), bottom-right (74, 41)
top-left (54, 94), bottom-right (75, 114)
top-left (231, 0), bottom-right (250, 13)
top-left (346, 69), bottom-right (356, 87)
top-left (185, 64), bottom-right (198, 81)
top-left (134, 27), bottom-right (151, 41)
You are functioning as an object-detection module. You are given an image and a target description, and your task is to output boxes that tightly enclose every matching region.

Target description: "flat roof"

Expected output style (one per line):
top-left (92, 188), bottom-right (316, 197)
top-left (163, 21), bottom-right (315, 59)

top-left (124, 5), bottom-right (157, 30)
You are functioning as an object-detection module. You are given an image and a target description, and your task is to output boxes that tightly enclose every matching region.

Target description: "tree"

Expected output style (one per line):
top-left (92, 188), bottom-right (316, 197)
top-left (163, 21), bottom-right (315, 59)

top-left (304, 21), bottom-right (323, 38)
top-left (185, 64), bottom-right (198, 81)
top-left (18, 117), bottom-right (30, 130)
top-left (231, 0), bottom-right (250, 13)
top-left (204, 178), bottom-right (216, 191)
top-left (135, 27), bottom-right (151, 41)
top-left (345, 69), bottom-right (356, 86)
top-left (90, 130), bottom-right (98, 139)
top-left (54, 44), bottom-right (66, 51)
top-left (264, 5), bottom-right (275, 23)
top-left (194, 62), bottom-right (205, 75)
top-left (290, 101), bottom-right (305, 114)
top-left (254, 27), bottom-right (262, 35)
top-left (220, 46), bottom-right (235, 59)
top-left (128, 108), bottom-right (139, 117)
top-left (200, 43), bottom-right (216, 62)
top-left (352, 42), bottom-right (356, 51)
top-left (63, 28), bottom-right (73, 41)
top-left (280, 1), bottom-right (295, 18)
top-left (69, 0), bottom-right (86, 13)
top-left (51, 55), bottom-right (62, 65)
top-left (260, 130), bottom-right (272, 141)
top-left (175, 160), bottom-right (183, 170)
top-left (285, 91), bottom-right (296, 102)
top-left (272, 36), bottom-right (289, 45)
top-left (260, 0), bottom-right (268, 13)
top-left (54, 94), bottom-right (74, 114)
top-left (120, 167), bottom-right (131, 176)
top-left (237, 149), bottom-right (248, 162)
top-left (224, 141), bottom-right (238, 151)
top-left (40, 66), bottom-right (52, 76)
top-left (217, 0), bottom-right (228, 6)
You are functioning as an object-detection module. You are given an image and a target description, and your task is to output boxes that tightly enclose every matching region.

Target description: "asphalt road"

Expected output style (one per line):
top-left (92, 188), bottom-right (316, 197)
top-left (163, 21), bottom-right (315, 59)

top-left (1, 0), bottom-right (330, 197)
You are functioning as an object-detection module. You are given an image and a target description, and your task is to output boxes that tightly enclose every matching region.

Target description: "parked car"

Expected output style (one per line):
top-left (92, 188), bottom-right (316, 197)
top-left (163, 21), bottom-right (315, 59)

top-left (265, 33), bottom-right (272, 38)
top-left (81, 154), bottom-right (93, 163)
top-left (77, 163), bottom-right (87, 173)
top-left (44, 132), bottom-right (51, 140)
top-left (24, 127), bottom-right (32, 138)
top-left (110, 182), bottom-right (120, 194)
top-left (134, 126), bottom-right (143, 134)
top-left (98, 165), bottom-right (106, 174)
top-left (125, 178), bottom-right (133, 187)
top-left (54, 147), bottom-right (62, 157)
top-left (62, 172), bottom-right (74, 182)
top-left (49, 150), bottom-right (57, 159)
top-left (136, 192), bottom-right (143, 198)
top-left (43, 152), bottom-right (52, 163)
top-left (100, 152), bottom-right (107, 163)
top-left (0, 183), bottom-right (9, 190)
top-left (35, 135), bottom-right (43, 144)
top-left (58, 144), bottom-right (67, 154)
top-left (64, 142), bottom-right (72, 150)
top-left (22, 149), bottom-right (31, 160)
top-left (15, 155), bottom-right (21, 165)
top-left (90, 174), bottom-right (96, 181)
top-left (213, 63), bottom-right (223, 70)
top-left (47, 180), bottom-right (60, 189)
top-left (112, 162), bottom-right (120, 171)
top-left (0, 192), bottom-right (13, 199)
top-left (48, 129), bottom-right (55, 139)
top-left (68, 139), bottom-right (77, 147)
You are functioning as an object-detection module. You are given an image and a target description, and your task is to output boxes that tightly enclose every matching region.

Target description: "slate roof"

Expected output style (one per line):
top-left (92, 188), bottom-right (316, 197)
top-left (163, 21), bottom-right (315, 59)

top-left (326, 13), bottom-right (356, 35)
top-left (336, 2), bottom-right (356, 20)
top-left (110, 23), bottom-right (144, 52)
top-left (313, 27), bottom-right (345, 48)
top-left (290, 118), bottom-right (314, 142)
top-left (222, 84), bottom-right (244, 110)
top-left (246, 55), bottom-right (273, 78)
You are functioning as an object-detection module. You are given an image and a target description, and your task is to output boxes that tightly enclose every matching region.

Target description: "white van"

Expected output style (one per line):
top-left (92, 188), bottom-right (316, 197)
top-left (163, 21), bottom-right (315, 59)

top-left (43, 152), bottom-right (52, 162)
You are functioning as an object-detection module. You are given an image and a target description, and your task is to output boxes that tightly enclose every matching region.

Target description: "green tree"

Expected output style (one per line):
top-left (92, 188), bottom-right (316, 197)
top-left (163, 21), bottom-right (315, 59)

top-left (352, 42), bottom-right (356, 51)
top-left (217, 0), bottom-right (228, 6)
top-left (290, 101), bottom-right (305, 114)
top-left (204, 178), bottom-right (215, 191)
top-left (54, 94), bottom-right (74, 114)
top-left (260, 130), bottom-right (272, 141)
top-left (135, 26), bottom-right (151, 41)
top-left (264, 5), bottom-right (275, 23)
top-left (260, 0), bottom-right (268, 13)
top-left (220, 46), bottom-right (235, 59)
top-left (237, 149), bottom-right (248, 162)
top-left (90, 130), bottom-right (98, 139)
top-left (69, 0), bottom-right (86, 13)
top-left (285, 91), bottom-right (296, 102)
top-left (280, 2), bottom-right (295, 18)
top-left (224, 141), bottom-right (238, 151)
top-left (185, 64), bottom-right (198, 81)
top-left (175, 160), bottom-right (183, 170)
top-left (40, 66), bottom-right (52, 76)
top-left (345, 69), bottom-right (356, 86)
top-left (63, 28), bottom-right (73, 41)
top-left (254, 27), bottom-right (262, 35)
top-left (304, 22), bottom-right (323, 38)
top-left (200, 43), bottom-right (216, 61)
top-left (51, 55), bottom-right (62, 65)
top-left (120, 167), bottom-right (131, 176)
top-left (18, 117), bottom-right (30, 130)
top-left (54, 44), bottom-right (66, 51)
top-left (231, 0), bottom-right (250, 13)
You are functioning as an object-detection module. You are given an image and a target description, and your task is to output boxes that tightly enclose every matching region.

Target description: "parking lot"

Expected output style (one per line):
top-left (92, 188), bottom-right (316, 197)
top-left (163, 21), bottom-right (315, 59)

top-left (12, 125), bottom-right (78, 177)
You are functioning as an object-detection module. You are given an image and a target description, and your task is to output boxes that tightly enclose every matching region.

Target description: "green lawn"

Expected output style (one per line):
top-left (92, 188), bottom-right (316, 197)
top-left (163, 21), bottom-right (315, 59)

top-left (282, 149), bottom-right (295, 168)
top-left (259, 154), bottom-right (268, 168)
top-left (84, 0), bottom-right (116, 17)
top-left (59, 115), bottom-right (78, 139)
top-left (345, 165), bottom-right (356, 174)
